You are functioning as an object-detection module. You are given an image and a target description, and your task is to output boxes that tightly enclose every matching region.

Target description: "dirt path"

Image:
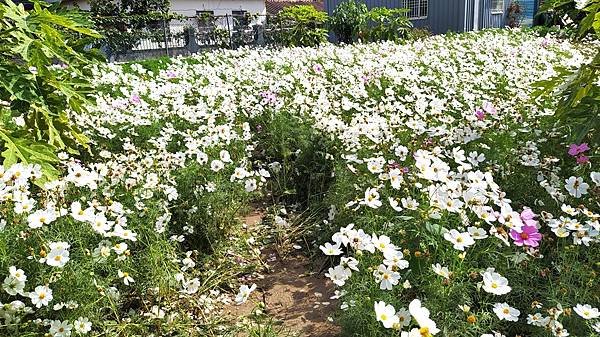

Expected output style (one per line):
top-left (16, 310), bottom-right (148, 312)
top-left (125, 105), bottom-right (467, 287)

top-left (223, 210), bottom-right (341, 337)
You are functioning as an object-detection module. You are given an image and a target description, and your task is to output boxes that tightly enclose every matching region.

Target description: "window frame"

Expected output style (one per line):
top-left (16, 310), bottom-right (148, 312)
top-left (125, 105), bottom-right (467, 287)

top-left (490, 0), bottom-right (504, 14)
top-left (401, 0), bottom-right (429, 20)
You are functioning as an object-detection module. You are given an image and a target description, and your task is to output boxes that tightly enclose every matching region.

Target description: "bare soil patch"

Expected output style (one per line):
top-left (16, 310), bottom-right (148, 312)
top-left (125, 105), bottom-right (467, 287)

top-left (223, 210), bottom-right (341, 337)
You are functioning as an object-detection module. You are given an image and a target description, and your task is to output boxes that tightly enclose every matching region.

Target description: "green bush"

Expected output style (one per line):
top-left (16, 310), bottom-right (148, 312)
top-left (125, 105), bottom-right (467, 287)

top-left (328, 0), bottom-right (368, 43)
top-left (0, 0), bottom-right (101, 183)
top-left (329, 1), bottom-right (414, 43)
top-left (274, 5), bottom-right (328, 47)
top-left (535, 0), bottom-right (599, 144)
top-left (363, 7), bottom-right (412, 42)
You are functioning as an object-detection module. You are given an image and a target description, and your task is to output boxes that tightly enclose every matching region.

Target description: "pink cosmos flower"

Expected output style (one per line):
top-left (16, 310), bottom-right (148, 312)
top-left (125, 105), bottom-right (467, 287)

top-left (260, 90), bottom-right (278, 105)
top-left (166, 70), bottom-right (177, 78)
top-left (130, 94), bottom-right (141, 104)
top-left (482, 101), bottom-right (497, 114)
top-left (520, 208), bottom-right (537, 227)
top-left (475, 108), bottom-right (486, 121)
top-left (568, 143), bottom-right (590, 156)
top-left (313, 64), bottom-right (323, 73)
top-left (510, 225), bottom-right (542, 247)
top-left (576, 155), bottom-right (590, 164)
top-left (541, 38), bottom-right (550, 48)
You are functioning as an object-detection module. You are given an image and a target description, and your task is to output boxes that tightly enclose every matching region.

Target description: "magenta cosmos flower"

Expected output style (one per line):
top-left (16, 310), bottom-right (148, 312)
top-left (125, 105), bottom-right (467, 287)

top-left (568, 143), bottom-right (590, 156)
top-left (510, 225), bottom-right (542, 247)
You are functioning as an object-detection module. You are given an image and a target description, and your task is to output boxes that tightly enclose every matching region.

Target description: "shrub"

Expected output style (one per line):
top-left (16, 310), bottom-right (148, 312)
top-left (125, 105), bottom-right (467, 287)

top-left (0, 0), bottom-right (101, 183)
top-left (535, 0), bottom-right (599, 144)
top-left (507, 1), bottom-right (524, 28)
top-left (363, 7), bottom-right (412, 42)
top-left (274, 5), bottom-right (328, 47)
top-left (328, 0), bottom-right (368, 43)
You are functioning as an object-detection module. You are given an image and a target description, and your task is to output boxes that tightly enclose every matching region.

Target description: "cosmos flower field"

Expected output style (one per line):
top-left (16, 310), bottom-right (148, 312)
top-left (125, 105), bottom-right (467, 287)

top-left (1, 29), bottom-right (599, 336)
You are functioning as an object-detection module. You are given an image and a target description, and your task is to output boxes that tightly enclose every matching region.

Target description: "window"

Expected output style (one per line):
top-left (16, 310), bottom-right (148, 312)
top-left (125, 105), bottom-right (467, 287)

top-left (196, 10), bottom-right (214, 29)
top-left (232, 10), bottom-right (249, 28)
top-left (401, 0), bottom-right (428, 19)
top-left (490, 0), bottom-right (504, 13)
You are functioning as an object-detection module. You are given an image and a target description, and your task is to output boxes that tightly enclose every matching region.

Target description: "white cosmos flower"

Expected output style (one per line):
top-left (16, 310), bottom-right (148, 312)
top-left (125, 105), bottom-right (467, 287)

top-left (3, 275), bottom-right (25, 296)
top-left (244, 179), bottom-right (257, 192)
top-left (219, 150), bottom-right (232, 162)
top-left (113, 242), bottom-right (128, 255)
top-left (527, 313), bottom-right (550, 326)
top-left (71, 201), bottom-right (93, 222)
top-left (389, 197), bottom-right (403, 212)
top-left (46, 247), bottom-right (70, 268)
top-left (182, 278), bottom-right (200, 294)
top-left (340, 256), bottom-right (359, 272)
top-left (389, 168), bottom-right (403, 189)
top-left (383, 250), bottom-right (409, 270)
top-left (364, 187), bottom-right (382, 209)
top-left (112, 225), bottom-right (137, 241)
top-left (396, 307), bottom-right (411, 328)
top-left (409, 299), bottom-right (440, 335)
top-left (118, 270), bottom-right (134, 285)
top-left (564, 176), bottom-right (589, 198)
top-left (590, 172), bottom-right (600, 186)
top-left (74, 317), bottom-right (92, 334)
top-left (366, 157), bottom-right (385, 174)
top-left (30, 285), bottom-right (53, 308)
top-left (492, 302), bottom-right (520, 321)
top-left (467, 226), bottom-right (488, 239)
top-left (326, 265), bottom-right (351, 286)
top-left (9, 266), bottom-right (27, 282)
top-left (482, 268), bottom-right (511, 295)
top-left (27, 208), bottom-right (57, 229)
top-left (210, 160), bottom-right (224, 172)
top-left (401, 197), bottom-right (419, 210)
top-left (573, 304), bottom-right (600, 320)
top-left (374, 301), bottom-right (400, 329)
top-left (49, 320), bottom-right (72, 337)
top-left (235, 283), bottom-right (257, 305)
top-left (444, 229), bottom-right (475, 251)
top-left (432, 263), bottom-right (450, 279)
top-left (372, 234), bottom-right (395, 253)
top-left (320, 242), bottom-right (342, 256)
top-left (374, 264), bottom-right (400, 290)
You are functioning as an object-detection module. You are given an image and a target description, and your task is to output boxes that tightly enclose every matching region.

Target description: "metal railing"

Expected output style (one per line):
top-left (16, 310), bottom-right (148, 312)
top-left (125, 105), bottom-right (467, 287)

top-left (97, 14), bottom-right (295, 61)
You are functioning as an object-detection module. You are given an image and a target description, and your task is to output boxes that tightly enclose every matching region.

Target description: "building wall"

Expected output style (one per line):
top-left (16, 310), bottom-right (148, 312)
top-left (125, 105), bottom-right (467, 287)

top-left (324, 0), bottom-right (471, 35)
top-left (63, 0), bottom-right (266, 16)
top-left (324, 0), bottom-right (512, 35)
top-left (170, 0), bottom-right (266, 16)
top-left (520, 0), bottom-right (536, 26)
top-left (478, 0), bottom-right (508, 28)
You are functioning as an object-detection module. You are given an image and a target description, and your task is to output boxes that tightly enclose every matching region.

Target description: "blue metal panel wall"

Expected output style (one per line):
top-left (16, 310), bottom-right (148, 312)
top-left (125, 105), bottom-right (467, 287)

top-left (520, 0), bottom-right (536, 26)
top-left (479, 0), bottom-right (507, 28)
top-left (324, 0), bottom-right (470, 35)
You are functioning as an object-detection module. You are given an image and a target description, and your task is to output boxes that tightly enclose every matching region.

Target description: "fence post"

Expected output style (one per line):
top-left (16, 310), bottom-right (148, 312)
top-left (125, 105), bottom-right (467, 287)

top-left (225, 13), bottom-right (233, 49)
top-left (162, 15), bottom-right (170, 57)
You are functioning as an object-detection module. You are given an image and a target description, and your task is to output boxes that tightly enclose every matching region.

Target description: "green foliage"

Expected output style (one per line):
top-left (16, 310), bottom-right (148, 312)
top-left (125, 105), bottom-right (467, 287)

top-left (252, 109), bottom-right (334, 206)
top-left (328, 0), bottom-right (368, 43)
top-left (329, 0), bottom-right (414, 43)
top-left (89, 0), bottom-right (174, 56)
top-left (363, 7), bottom-right (412, 42)
top-left (507, 1), bottom-right (524, 28)
top-left (539, 0), bottom-right (600, 38)
top-left (535, 0), bottom-right (599, 144)
top-left (536, 52), bottom-right (600, 144)
top-left (273, 5), bottom-right (328, 47)
top-left (0, 0), bottom-right (101, 183)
